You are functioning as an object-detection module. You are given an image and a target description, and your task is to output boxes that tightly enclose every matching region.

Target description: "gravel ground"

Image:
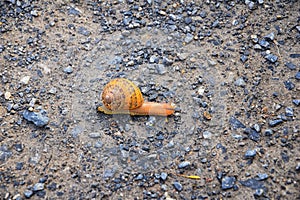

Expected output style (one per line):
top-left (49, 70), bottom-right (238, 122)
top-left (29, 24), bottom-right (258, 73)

top-left (0, 0), bottom-right (299, 199)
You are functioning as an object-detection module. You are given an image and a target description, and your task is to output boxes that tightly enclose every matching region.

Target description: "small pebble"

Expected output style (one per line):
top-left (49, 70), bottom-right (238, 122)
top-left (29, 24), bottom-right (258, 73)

top-left (31, 10), bottom-right (39, 16)
top-left (23, 109), bottom-right (49, 127)
top-left (264, 32), bottom-right (275, 40)
top-left (244, 127), bottom-right (260, 142)
top-left (285, 107), bottom-right (293, 117)
top-left (68, 7), bottom-right (81, 16)
top-left (63, 66), bottom-right (73, 74)
top-left (259, 40), bottom-right (269, 48)
top-left (256, 173), bottom-right (268, 180)
top-left (4, 91), bottom-right (12, 100)
top-left (292, 99), bottom-right (300, 106)
top-left (178, 161), bottom-right (190, 169)
top-left (240, 55), bottom-right (248, 63)
top-left (269, 119), bottom-right (283, 127)
top-left (285, 62), bottom-right (296, 70)
top-left (253, 124), bottom-right (261, 132)
top-left (88, 132), bottom-right (102, 138)
top-left (48, 87), bottom-right (57, 94)
top-left (136, 174), bottom-right (144, 180)
top-left (229, 116), bottom-right (246, 129)
top-left (149, 55), bottom-right (158, 63)
top-left (240, 178), bottom-right (264, 189)
top-left (264, 129), bottom-right (273, 136)
top-left (203, 131), bottom-right (212, 139)
top-left (254, 188), bottom-right (265, 197)
top-left (295, 72), bottom-right (300, 80)
top-left (77, 26), bottom-right (90, 36)
top-left (207, 60), bottom-right (217, 66)
top-left (258, 0), bottom-right (264, 4)
top-left (253, 44), bottom-right (262, 50)
top-left (221, 176), bottom-right (236, 190)
top-left (290, 54), bottom-right (300, 58)
top-left (155, 64), bottom-right (167, 75)
top-left (296, 163), bottom-right (300, 172)
top-left (14, 143), bottom-right (23, 152)
top-left (20, 76), bottom-right (30, 84)
top-left (94, 141), bottom-right (103, 148)
top-left (24, 190), bottom-right (34, 198)
top-left (173, 181), bottom-right (183, 192)
top-left (265, 54), bottom-right (278, 63)
top-left (16, 162), bottom-right (23, 170)
top-left (184, 33), bottom-right (194, 44)
top-left (235, 77), bottom-right (246, 87)
top-left (33, 183), bottom-right (44, 191)
top-left (284, 80), bottom-right (295, 90)
top-left (161, 172), bottom-right (168, 181)
top-left (245, 149), bottom-right (256, 159)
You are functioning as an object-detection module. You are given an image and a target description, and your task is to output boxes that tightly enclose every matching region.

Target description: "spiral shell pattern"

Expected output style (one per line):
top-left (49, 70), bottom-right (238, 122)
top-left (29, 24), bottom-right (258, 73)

top-left (101, 78), bottom-right (144, 111)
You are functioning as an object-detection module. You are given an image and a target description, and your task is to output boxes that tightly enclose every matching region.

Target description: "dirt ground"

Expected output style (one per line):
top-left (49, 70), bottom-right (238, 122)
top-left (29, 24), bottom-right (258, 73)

top-left (0, 0), bottom-right (299, 199)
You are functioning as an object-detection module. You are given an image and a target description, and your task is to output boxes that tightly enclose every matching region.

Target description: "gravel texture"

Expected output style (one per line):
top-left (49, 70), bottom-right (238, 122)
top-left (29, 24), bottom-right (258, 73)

top-left (0, 0), bottom-right (299, 199)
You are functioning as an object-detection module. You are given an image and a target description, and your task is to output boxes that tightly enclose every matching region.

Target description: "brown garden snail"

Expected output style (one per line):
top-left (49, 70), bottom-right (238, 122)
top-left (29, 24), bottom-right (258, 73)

top-left (97, 78), bottom-right (175, 116)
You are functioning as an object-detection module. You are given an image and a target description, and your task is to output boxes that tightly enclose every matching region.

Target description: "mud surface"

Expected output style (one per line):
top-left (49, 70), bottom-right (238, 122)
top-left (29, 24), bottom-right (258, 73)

top-left (0, 1), bottom-right (299, 199)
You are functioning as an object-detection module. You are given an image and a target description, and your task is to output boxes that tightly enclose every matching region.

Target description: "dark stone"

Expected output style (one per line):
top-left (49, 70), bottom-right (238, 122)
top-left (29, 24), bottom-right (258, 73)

top-left (63, 66), bottom-right (73, 74)
top-left (240, 178), bottom-right (265, 190)
top-left (264, 32), bottom-right (275, 40)
top-left (36, 190), bottom-right (46, 198)
top-left (259, 40), bottom-right (270, 48)
top-left (14, 143), bottom-right (23, 152)
top-left (229, 117), bottom-right (246, 129)
top-left (173, 181), bottom-right (183, 191)
top-left (269, 119), bottom-right (283, 127)
top-left (290, 54), bottom-right (300, 58)
top-left (245, 149), bottom-right (256, 159)
top-left (284, 80), bottom-right (295, 90)
top-left (47, 182), bottom-right (57, 191)
top-left (292, 99), bottom-right (300, 106)
top-left (221, 176), bottom-right (236, 190)
top-left (23, 109), bottom-right (49, 127)
top-left (16, 162), bottom-right (23, 170)
top-left (199, 11), bottom-right (207, 18)
top-left (184, 17), bottom-right (192, 24)
top-left (39, 176), bottom-right (48, 183)
top-left (281, 151), bottom-right (289, 163)
top-left (264, 129), bottom-right (273, 136)
top-left (240, 55), bottom-right (248, 63)
top-left (24, 190), bottom-right (34, 198)
top-left (295, 72), bottom-right (300, 80)
top-left (160, 172), bottom-right (168, 181)
top-left (285, 107), bottom-right (294, 117)
top-left (265, 54), bottom-right (278, 63)
top-left (136, 174), bottom-right (144, 180)
top-left (254, 188), bottom-right (265, 197)
top-left (33, 183), bottom-right (44, 191)
top-left (244, 128), bottom-right (260, 142)
top-left (103, 168), bottom-right (116, 178)
top-left (256, 173), bottom-right (268, 180)
top-left (178, 161), bottom-right (190, 169)
top-left (285, 62), bottom-right (296, 70)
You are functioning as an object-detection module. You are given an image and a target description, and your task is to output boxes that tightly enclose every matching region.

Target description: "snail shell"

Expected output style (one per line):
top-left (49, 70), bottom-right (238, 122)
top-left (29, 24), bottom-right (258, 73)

top-left (102, 78), bottom-right (144, 111)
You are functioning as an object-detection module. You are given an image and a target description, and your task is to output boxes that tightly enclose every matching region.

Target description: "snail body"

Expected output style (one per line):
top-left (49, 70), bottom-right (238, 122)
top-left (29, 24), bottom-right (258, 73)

top-left (98, 78), bottom-right (175, 116)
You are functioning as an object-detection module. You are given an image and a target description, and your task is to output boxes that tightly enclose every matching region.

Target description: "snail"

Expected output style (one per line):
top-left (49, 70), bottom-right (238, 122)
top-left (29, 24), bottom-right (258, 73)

top-left (97, 78), bottom-right (175, 116)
